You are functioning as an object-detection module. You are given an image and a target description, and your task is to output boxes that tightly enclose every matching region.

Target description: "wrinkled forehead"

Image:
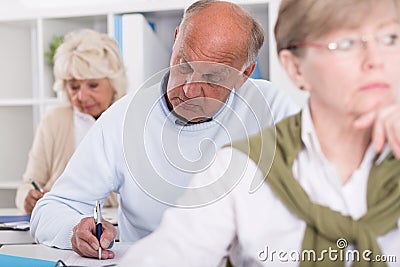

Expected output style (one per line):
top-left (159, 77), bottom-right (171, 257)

top-left (176, 18), bottom-right (249, 68)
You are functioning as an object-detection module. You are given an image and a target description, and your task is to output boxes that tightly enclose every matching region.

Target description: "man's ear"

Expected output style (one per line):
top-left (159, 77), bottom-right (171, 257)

top-left (279, 49), bottom-right (309, 91)
top-left (174, 27), bottom-right (179, 42)
top-left (234, 62), bottom-right (256, 89)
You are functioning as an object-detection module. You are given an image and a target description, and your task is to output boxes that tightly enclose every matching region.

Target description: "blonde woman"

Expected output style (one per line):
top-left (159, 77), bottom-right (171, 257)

top-left (16, 29), bottom-right (127, 214)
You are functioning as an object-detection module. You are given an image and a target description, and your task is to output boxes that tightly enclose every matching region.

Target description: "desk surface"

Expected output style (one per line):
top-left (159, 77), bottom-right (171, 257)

top-left (0, 208), bottom-right (118, 246)
top-left (0, 207), bottom-right (118, 219)
top-left (0, 243), bottom-right (132, 266)
top-left (0, 244), bottom-right (71, 261)
top-left (0, 230), bottom-right (35, 246)
top-left (0, 208), bottom-right (25, 216)
top-left (0, 208), bottom-right (34, 245)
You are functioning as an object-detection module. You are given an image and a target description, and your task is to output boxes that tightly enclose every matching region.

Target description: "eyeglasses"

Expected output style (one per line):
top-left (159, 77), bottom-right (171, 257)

top-left (287, 30), bottom-right (400, 57)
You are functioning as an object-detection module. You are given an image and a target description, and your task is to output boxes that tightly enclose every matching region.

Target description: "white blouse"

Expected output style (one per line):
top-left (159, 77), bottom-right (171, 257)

top-left (73, 107), bottom-right (95, 148)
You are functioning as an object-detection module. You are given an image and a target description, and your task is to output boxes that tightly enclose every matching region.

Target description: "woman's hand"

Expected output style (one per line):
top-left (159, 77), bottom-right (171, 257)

top-left (354, 104), bottom-right (400, 159)
top-left (24, 189), bottom-right (45, 214)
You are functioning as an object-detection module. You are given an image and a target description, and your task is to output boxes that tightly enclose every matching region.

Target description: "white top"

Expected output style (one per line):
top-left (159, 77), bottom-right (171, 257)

top-left (30, 75), bottom-right (299, 250)
top-left (73, 107), bottom-right (96, 148)
top-left (118, 105), bottom-right (400, 267)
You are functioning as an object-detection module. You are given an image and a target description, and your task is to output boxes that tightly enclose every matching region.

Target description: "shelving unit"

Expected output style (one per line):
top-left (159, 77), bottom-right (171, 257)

top-left (0, 12), bottom-right (111, 203)
top-left (0, 0), bottom-right (305, 207)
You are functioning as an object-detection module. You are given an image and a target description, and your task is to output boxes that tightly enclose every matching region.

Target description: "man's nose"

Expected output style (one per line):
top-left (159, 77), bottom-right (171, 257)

top-left (183, 72), bottom-right (204, 98)
top-left (183, 81), bottom-right (203, 98)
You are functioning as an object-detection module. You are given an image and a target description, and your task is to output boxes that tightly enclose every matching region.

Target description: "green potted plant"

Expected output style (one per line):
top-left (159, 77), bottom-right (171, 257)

top-left (44, 35), bottom-right (64, 66)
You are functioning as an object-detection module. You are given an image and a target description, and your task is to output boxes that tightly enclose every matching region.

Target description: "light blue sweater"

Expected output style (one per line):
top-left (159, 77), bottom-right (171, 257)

top-left (31, 73), bottom-right (299, 249)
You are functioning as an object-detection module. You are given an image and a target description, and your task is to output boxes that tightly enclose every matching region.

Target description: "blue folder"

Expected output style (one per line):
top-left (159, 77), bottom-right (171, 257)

top-left (0, 254), bottom-right (56, 267)
top-left (0, 215), bottom-right (31, 223)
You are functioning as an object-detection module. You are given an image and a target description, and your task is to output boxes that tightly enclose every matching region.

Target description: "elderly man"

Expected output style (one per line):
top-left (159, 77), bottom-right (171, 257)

top-left (30, 0), bottom-right (300, 259)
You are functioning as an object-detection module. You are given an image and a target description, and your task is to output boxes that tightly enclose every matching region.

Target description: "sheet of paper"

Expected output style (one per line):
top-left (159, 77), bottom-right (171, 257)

top-left (64, 242), bottom-right (132, 266)
top-left (0, 221), bottom-right (30, 230)
top-left (0, 215), bottom-right (31, 231)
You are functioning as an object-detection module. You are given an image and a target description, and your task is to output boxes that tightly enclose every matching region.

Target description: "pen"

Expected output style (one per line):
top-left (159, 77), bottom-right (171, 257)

top-left (94, 200), bottom-right (103, 260)
top-left (30, 179), bottom-right (44, 194)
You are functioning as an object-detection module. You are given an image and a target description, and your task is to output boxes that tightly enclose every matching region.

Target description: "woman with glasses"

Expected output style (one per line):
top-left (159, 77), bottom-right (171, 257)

top-left (118, 0), bottom-right (400, 266)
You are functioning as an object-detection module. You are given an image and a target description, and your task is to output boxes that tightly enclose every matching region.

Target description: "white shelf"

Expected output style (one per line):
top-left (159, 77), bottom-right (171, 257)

top-left (0, 0), bottom-right (270, 21)
top-left (0, 180), bottom-right (20, 190)
top-left (0, 98), bottom-right (61, 106)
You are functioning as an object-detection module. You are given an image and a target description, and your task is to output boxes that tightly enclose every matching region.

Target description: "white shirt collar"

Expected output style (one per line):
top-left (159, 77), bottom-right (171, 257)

top-left (300, 104), bottom-right (377, 186)
top-left (301, 104), bottom-right (390, 167)
top-left (301, 103), bottom-right (325, 160)
top-left (73, 106), bottom-right (96, 148)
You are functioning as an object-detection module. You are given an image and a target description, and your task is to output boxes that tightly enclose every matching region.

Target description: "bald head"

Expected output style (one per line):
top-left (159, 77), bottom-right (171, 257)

top-left (178, 0), bottom-right (264, 65)
top-left (167, 1), bottom-right (264, 123)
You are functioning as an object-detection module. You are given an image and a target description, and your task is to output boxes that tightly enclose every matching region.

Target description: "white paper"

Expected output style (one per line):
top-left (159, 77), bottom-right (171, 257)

top-left (64, 242), bottom-right (132, 266)
top-left (0, 221), bottom-right (30, 230)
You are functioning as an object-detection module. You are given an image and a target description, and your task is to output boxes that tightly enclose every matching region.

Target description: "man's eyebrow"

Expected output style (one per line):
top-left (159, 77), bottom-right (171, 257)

top-left (178, 49), bottom-right (232, 75)
top-left (208, 66), bottom-right (231, 76)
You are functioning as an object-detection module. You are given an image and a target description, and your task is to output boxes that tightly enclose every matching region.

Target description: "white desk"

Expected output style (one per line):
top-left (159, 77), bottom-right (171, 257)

top-left (0, 208), bottom-right (24, 216)
top-left (0, 230), bottom-right (35, 246)
top-left (0, 207), bottom-right (127, 265)
top-left (0, 207), bottom-right (118, 219)
top-left (0, 208), bottom-right (118, 246)
top-left (0, 208), bottom-right (34, 245)
top-left (0, 244), bottom-right (72, 262)
top-left (0, 243), bottom-right (132, 266)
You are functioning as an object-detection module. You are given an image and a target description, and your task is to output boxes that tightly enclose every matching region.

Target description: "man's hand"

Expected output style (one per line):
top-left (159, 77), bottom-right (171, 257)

top-left (354, 104), bottom-right (400, 159)
top-left (71, 217), bottom-right (116, 259)
top-left (24, 189), bottom-right (45, 214)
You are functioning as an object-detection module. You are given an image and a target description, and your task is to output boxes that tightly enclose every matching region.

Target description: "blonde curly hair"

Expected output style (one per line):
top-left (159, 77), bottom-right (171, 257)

top-left (53, 29), bottom-right (127, 102)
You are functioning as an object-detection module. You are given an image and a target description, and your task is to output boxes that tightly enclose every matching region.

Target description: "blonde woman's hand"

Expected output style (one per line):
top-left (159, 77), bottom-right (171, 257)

top-left (24, 189), bottom-right (45, 214)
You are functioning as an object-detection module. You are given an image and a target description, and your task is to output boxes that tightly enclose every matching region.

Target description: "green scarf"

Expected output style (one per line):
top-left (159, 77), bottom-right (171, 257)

top-left (232, 113), bottom-right (400, 267)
